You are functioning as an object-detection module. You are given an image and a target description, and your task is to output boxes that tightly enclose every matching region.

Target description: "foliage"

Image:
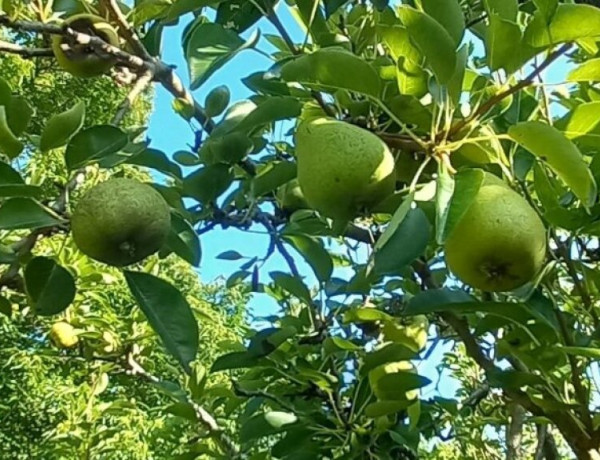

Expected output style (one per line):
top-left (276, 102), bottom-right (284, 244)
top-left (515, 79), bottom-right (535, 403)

top-left (3, 0), bottom-right (600, 459)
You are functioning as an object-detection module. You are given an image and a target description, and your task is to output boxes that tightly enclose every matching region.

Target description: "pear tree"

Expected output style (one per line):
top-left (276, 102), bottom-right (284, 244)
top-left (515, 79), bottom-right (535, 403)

top-left (3, 0), bottom-right (600, 458)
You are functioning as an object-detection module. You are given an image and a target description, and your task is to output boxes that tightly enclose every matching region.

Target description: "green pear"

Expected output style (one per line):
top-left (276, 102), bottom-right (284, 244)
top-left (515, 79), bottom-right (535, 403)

top-left (52, 14), bottom-right (120, 78)
top-left (295, 118), bottom-right (396, 220)
top-left (71, 178), bottom-right (171, 267)
top-left (444, 173), bottom-right (546, 292)
top-left (382, 315), bottom-right (428, 352)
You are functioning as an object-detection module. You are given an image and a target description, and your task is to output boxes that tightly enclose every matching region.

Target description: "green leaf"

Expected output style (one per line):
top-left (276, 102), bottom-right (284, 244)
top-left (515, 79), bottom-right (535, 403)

top-left (483, 0), bottom-right (518, 21)
top-left (372, 208), bottom-right (430, 276)
top-left (240, 412), bottom-right (298, 443)
top-left (533, 0), bottom-right (559, 23)
top-left (374, 371), bottom-right (431, 398)
top-left (374, 194), bottom-right (413, 251)
top-left (248, 327), bottom-right (296, 358)
top-left (485, 15), bottom-right (524, 73)
top-left (562, 102), bottom-right (600, 145)
top-left (362, 343), bottom-right (418, 376)
top-left (65, 125), bottom-right (128, 170)
top-left (270, 271), bottom-right (312, 304)
top-left (343, 307), bottom-right (393, 324)
top-left (509, 121), bottom-right (597, 207)
top-left (24, 257), bottom-right (76, 316)
top-left (387, 95), bottom-right (433, 131)
top-left (0, 198), bottom-right (64, 230)
top-left (556, 346), bottom-right (600, 360)
top-left (568, 58), bottom-right (600, 82)
top-left (439, 168), bottom-right (485, 243)
top-left (406, 288), bottom-right (556, 330)
top-left (421, 0), bottom-right (465, 46)
top-left (365, 400), bottom-right (414, 417)
top-left (6, 95), bottom-right (32, 136)
top-left (282, 234), bottom-right (333, 283)
top-left (525, 4), bottom-right (600, 48)
top-left (40, 101), bottom-right (86, 151)
top-left (448, 45), bottom-right (468, 106)
top-left (397, 6), bottom-right (457, 84)
top-left (378, 25), bottom-right (427, 97)
top-left (124, 271), bottom-right (199, 374)
top-left (0, 162), bottom-right (41, 198)
top-left (211, 351), bottom-right (259, 372)
top-left (185, 22), bottom-right (259, 90)
top-left (280, 48), bottom-right (381, 97)
top-left (217, 250), bottom-right (244, 260)
top-left (126, 148), bottom-right (182, 179)
top-left (252, 162), bottom-right (297, 197)
top-left (234, 97), bottom-right (302, 133)
top-left (0, 296), bottom-right (10, 316)
top-left (199, 132), bottom-right (253, 165)
top-left (0, 77), bottom-right (10, 105)
top-left (0, 106), bottom-right (23, 159)
top-left (204, 85), bottom-right (230, 118)
top-left (323, 336), bottom-right (361, 354)
top-left (183, 164), bottom-right (234, 204)
top-left (164, 212), bottom-right (201, 266)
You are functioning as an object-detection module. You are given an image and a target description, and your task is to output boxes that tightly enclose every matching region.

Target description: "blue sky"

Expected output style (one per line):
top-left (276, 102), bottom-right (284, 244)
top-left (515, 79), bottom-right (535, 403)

top-left (146, 3), bottom-right (573, 401)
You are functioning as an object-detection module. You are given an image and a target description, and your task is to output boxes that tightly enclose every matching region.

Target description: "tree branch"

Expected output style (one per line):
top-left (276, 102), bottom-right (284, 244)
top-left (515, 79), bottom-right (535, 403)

top-left (126, 353), bottom-right (239, 457)
top-left (506, 404), bottom-right (526, 460)
top-left (444, 43), bottom-right (572, 139)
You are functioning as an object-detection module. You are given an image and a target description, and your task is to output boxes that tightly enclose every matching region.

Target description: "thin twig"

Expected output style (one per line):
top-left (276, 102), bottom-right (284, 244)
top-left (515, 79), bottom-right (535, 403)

top-left (0, 39), bottom-right (53, 57)
top-left (111, 69), bottom-right (153, 126)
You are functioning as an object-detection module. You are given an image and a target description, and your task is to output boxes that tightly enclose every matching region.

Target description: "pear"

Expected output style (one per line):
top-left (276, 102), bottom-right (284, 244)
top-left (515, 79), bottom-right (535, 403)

top-left (295, 118), bottom-right (396, 220)
top-left (49, 322), bottom-right (79, 349)
top-left (444, 173), bottom-right (546, 292)
top-left (71, 178), bottom-right (171, 267)
top-left (52, 14), bottom-right (120, 78)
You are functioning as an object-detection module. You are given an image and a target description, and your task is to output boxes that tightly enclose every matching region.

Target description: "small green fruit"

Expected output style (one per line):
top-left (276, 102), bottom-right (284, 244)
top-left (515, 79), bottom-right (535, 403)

top-left (444, 173), bottom-right (546, 292)
top-left (276, 179), bottom-right (309, 212)
top-left (52, 14), bottom-right (120, 78)
top-left (296, 118), bottom-right (396, 220)
top-left (382, 315), bottom-right (428, 352)
top-left (368, 361), bottom-right (418, 401)
top-left (71, 178), bottom-right (171, 267)
top-left (50, 321), bottom-right (79, 348)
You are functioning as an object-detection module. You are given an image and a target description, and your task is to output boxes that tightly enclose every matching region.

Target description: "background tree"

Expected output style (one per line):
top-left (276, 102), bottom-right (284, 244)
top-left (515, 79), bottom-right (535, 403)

top-left (3, 0), bottom-right (600, 459)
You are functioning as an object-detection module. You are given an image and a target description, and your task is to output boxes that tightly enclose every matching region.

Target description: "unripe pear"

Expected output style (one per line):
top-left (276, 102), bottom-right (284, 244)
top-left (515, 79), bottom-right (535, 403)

top-left (51, 14), bottom-right (120, 78)
top-left (295, 118), bottom-right (396, 220)
top-left (49, 322), bottom-right (79, 348)
top-left (444, 173), bottom-right (546, 292)
top-left (71, 178), bottom-right (171, 267)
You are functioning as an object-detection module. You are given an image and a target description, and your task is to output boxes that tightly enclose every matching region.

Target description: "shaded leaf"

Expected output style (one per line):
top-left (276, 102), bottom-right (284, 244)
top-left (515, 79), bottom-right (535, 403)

top-left (25, 257), bottom-right (76, 316)
top-left (0, 198), bottom-right (64, 230)
top-left (40, 101), bottom-right (86, 151)
top-left (65, 125), bottom-right (128, 170)
top-left (124, 271), bottom-right (199, 374)
top-left (282, 234), bottom-right (333, 283)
